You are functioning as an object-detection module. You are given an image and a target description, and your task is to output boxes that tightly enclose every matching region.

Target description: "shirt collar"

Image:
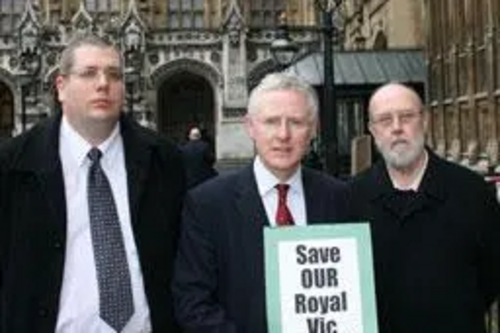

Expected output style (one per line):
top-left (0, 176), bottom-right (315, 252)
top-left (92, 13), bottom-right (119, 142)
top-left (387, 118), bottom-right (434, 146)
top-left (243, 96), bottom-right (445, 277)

top-left (60, 115), bottom-right (121, 167)
top-left (253, 155), bottom-right (302, 196)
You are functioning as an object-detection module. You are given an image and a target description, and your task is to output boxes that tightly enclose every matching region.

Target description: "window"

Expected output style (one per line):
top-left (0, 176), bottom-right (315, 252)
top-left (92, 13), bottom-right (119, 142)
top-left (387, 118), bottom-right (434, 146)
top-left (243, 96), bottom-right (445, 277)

top-left (84, 0), bottom-right (120, 24)
top-left (167, 0), bottom-right (204, 29)
top-left (84, 0), bottom-right (120, 14)
top-left (0, 0), bottom-right (24, 34)
top-left (249, 0), bottom-right (285, 27)
top-left (474, 0), bottom-right (487, 93)
top-left (456, 0), bottom-right (468, 96)
top-left (85, 0), bottom-right (97, 11)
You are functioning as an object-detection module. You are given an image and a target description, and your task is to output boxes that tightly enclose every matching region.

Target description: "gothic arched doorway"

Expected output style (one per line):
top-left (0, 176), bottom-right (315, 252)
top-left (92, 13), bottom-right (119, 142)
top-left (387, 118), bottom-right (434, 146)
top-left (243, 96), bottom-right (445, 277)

top-left (0, 81), bottom-right (14, 140)
top-left (158, 72), bottom-right (215, 147)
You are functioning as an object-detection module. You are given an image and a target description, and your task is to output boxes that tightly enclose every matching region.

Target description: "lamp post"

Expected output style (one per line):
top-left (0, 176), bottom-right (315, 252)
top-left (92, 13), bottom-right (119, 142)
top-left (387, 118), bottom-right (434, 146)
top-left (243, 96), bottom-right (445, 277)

top-left (271, 1), bottom-right (343, 175)
top-left (314, 0), bottom-right (343, 176)
top-left (270, 14), bottom-right (299, 71)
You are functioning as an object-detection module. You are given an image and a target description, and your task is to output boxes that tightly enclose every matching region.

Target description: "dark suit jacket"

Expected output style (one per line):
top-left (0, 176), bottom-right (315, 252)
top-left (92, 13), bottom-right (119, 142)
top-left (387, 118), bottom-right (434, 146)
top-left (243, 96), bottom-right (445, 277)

top-left (0, 113), bottom-right (186, 332)
top-left (172, 165), bottom-right (351, 333)
top-left (180, 139), bottom-right (217, 189)
top-left (349, 149), bottom-right (500, 333)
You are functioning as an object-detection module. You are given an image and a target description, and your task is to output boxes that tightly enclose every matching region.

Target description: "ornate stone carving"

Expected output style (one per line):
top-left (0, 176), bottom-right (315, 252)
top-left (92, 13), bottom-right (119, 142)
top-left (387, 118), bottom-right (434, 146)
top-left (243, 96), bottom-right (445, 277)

top-left (17, 0), bottom-right (41, 67)
top-left (121, 0), bottom-right (147, 73)
top-left (70, 2), bottom-right (96, 37)
top-left (148, 53), bottom-right (159, 65)
top-left (150, 58), bottom-right (221, 90)
top-left (223, 107), bottom-right (246, 118)
top-left (222, 0), bottom-right (244, 46)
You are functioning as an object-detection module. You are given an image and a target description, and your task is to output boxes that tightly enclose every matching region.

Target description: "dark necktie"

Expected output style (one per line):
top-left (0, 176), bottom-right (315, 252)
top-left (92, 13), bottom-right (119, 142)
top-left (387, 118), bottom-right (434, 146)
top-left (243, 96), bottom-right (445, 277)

top-left (275, 184), bottom-right (295, 226)
top-left (87, 148), bottom-right (134, 332)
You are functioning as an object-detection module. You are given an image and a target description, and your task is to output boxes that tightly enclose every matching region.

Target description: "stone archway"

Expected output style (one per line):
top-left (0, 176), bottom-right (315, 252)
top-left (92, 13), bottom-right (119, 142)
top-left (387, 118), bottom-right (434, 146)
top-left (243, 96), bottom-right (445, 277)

top-left (157, 72), bottom-right (215, 147)
top-left (247, 59), bottom-right (276, 91)
top-left (0, 80), bottom-right (14, 140)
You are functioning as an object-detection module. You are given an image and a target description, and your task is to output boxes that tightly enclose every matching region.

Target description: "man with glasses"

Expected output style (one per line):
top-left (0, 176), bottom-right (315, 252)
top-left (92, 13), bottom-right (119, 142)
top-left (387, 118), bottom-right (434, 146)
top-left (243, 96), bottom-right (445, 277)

top-left (0, 35), bottom-right (185, 332)
top-left (172, 73), bottom-right (351, 333)
top-left (349, 82), bottom-right (500, 333)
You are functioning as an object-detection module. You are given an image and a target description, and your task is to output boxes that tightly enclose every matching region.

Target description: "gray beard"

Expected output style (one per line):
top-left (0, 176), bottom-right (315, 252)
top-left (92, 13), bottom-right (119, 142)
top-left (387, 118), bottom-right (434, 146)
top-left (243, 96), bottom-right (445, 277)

top-left (378, 135), bottom-right (425, 170)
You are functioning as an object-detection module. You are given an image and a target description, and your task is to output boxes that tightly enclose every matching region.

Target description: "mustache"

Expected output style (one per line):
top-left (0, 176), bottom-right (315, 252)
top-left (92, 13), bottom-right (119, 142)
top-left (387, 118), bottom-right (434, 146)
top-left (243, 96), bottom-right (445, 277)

top-left (391, 139), bottom-right (409, 147)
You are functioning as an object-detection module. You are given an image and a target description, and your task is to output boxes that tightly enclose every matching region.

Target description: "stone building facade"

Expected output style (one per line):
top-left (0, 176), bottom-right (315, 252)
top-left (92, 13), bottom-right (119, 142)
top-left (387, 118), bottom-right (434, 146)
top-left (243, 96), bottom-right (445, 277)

top-left (425, 0), bottom-right (500, 173)
top-left (342, 0), bottom-right (500, 173)
top-left (343, 0), bottom-right (424, 50)
top-left (0, 0), bottom-right (322, 163)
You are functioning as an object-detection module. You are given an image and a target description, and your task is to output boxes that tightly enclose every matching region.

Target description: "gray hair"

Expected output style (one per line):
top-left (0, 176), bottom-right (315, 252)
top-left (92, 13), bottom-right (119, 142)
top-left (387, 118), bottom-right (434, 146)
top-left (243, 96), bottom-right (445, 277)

top-left (247, 72), bottom-right (319, 120)
top-left (58, 34), bottom-right (123, 75)
top-left (189, 127), bottom-right (201, 140)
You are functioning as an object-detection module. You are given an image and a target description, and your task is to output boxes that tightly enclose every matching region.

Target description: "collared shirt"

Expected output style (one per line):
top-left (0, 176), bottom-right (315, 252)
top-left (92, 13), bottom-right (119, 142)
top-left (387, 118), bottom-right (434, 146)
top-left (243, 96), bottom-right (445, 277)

top-left (56, 116), bottom-right (151, 333)
top-left (391, 150), bottom-right (429, 191)
top-left (253, 156), bottom-right (307, 226)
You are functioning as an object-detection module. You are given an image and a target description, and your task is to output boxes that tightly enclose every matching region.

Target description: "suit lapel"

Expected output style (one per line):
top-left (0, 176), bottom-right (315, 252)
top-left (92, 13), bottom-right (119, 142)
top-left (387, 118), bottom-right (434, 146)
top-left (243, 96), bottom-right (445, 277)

top-left (302, 169), bottom-right (325, 225)
top-left (235, 166), bottom-right (269, 230)
top-left (233, 166), bottom-right (269, 311)
top-left (120, 116), bottom-right (153, 226)
top-left (15, 114), bottom-right (67, 230)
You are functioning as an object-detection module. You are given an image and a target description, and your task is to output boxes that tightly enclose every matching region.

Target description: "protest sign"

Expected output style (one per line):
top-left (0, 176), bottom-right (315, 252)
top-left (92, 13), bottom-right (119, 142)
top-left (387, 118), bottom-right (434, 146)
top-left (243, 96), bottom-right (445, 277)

top-left (264, 223), bottom-right (378, 333)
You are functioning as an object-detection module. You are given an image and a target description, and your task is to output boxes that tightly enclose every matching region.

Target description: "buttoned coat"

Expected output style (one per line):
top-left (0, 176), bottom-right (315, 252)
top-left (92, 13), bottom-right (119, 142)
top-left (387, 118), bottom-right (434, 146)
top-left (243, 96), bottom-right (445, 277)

top-left (0, 113), bottom-right (185, 332)
top-left (172, 165), bottom-right (352, 333)
top-left (349, 150), bottom-right (500, 333)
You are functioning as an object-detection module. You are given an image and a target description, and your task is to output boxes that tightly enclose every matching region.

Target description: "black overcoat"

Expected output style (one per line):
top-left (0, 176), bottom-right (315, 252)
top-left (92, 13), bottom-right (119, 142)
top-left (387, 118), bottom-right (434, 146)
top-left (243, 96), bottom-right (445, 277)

top-left (349, 150), bottom-right (500, 333)
top-left (0, 113), bottom-right (186, 332)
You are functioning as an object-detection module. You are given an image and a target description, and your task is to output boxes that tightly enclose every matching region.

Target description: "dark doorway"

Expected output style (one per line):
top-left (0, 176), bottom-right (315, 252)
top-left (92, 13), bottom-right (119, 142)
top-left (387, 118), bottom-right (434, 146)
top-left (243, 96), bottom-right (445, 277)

top-left (0, 81), bottom-right (14, 140)
top-left (158, 72), bottom-right (215, 147)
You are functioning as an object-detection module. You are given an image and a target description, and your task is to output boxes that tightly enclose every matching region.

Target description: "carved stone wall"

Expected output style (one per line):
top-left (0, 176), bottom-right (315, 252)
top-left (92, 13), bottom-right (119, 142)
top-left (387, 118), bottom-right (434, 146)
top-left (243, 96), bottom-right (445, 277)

top-left (426, 0), bottom-right (500, 172)
top-left (0, 0), bottom-right (320, 160)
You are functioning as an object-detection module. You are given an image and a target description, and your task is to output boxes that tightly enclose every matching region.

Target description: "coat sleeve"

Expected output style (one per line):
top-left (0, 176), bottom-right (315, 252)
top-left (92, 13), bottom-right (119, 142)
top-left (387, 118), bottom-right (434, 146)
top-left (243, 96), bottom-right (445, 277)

top-left (172, 193), bottom-right (237, 333)
top-left (0, 157), bottom-right (9, 333)
top-left (477, 182), bottom-right (500, 306)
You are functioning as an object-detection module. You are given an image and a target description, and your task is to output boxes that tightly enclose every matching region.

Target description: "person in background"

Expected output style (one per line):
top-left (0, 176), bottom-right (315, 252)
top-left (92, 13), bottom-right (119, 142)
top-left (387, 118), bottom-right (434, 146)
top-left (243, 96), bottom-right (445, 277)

top-left (172, 72), bottom-right (351, 333)
top-left (349, 82), bottom-right (500, 333)
top-left (180, 126), bottom-right (218, 188)
top-left (302, 141), bottom-right (323, 170)
top-left (0, 34), bottom-right (185, 332)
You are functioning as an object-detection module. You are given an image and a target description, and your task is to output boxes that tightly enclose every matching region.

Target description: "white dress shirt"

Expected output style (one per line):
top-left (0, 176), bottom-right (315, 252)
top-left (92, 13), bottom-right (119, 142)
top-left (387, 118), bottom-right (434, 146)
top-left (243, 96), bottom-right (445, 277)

top-left (253, 156), bottom-right (307, 226)
top-left (56, 117), bottom-right (151, 333)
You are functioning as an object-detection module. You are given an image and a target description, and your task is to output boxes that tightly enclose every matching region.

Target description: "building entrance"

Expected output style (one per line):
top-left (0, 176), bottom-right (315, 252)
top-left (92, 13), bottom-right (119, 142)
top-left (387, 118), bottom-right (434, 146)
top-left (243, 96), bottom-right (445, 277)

top-left (157, 72), bottom-right (215, 148)
top-left (0, 81), bottom-right (14, 140)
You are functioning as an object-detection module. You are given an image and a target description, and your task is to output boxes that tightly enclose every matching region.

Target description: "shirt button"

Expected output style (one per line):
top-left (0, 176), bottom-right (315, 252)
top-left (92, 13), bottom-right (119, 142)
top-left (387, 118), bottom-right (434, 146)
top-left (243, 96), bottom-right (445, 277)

top-left (38, 307), bottom-right (48, 317)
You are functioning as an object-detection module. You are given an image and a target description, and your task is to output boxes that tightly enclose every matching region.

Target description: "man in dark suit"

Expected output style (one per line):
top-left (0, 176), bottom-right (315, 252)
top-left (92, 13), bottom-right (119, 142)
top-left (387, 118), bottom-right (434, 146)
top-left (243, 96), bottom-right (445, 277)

top-left (349, 83), bottom-right (500, 333)
top-left (180, 126), bottom-right (218, 188)
top-left (0, 35), bottom-right (185, 332)
top-left (172, 73), bottom-right (351, 333)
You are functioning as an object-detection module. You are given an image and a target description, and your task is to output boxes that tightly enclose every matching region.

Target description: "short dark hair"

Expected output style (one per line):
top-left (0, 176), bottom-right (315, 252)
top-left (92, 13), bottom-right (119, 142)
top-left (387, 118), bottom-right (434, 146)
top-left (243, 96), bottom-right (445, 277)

top-left (58, 34), bottom-right (123, 75)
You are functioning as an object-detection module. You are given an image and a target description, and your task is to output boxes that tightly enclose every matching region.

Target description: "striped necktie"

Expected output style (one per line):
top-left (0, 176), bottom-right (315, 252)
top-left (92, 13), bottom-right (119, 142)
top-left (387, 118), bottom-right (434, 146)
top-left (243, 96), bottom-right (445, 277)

top-left (275, 184), bottom-right (295, 226)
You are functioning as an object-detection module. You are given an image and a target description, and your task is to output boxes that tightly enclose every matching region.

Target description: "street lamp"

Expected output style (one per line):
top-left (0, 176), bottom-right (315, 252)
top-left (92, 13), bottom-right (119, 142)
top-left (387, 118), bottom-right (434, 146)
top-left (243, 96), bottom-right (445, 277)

top-left (270, 14), bottom-right (299, 70)
top-left (271, 1), bottom-right (343, 176)
top-left (315, 0), bottom-right (343, 176)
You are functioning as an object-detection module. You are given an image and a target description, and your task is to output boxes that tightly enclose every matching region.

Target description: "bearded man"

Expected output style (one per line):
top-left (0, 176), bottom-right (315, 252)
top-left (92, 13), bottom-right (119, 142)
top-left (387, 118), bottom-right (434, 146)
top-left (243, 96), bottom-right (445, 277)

top-left (349, 82), bottom-right (500, 333)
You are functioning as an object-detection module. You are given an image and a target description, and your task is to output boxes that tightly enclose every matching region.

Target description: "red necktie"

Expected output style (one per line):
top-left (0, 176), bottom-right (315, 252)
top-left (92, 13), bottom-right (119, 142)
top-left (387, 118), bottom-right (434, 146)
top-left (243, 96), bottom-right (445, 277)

top-left (275, 184), bottom-right (294, 226)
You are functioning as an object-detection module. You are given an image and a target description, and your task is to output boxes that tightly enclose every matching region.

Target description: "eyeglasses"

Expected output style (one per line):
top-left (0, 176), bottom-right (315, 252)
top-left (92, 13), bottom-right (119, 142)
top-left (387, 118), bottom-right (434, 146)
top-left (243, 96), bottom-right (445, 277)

top-left (370, 110), bottom-right (422, 128)
top-left (67, 67), bottom-right (123, 82)
top-left (257, 116), bottom-right (312, 132)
